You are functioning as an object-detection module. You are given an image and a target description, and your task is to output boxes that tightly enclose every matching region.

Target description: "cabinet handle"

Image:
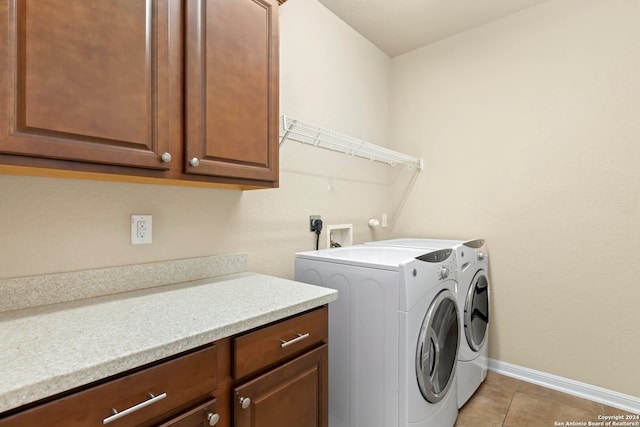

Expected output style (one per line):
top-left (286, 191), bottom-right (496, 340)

top-left (280, 332), bottom-right (310, 348)
top-left (207, 412), bottom-right (220, 426)
top-left (160, 152), bottom-right (172, 163)
top-left (189, 157), bottom-right (200, 167)
top-left (102, 392), bottom-right (167, 424)
top-left (239, 396), bottom-right (251, 410)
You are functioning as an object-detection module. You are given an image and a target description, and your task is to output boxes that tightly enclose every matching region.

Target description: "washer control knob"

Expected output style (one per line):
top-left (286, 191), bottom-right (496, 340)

top-left (439, 266), bottom-right (449, 279)
top-left (477, 251), bottom-right (485, 261)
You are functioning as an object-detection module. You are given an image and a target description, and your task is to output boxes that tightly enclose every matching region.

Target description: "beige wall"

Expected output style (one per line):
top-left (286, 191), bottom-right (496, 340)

top-left (0, 0), bottom-right (392, 280)
top-left (389, 0), bottom-right (640, 397)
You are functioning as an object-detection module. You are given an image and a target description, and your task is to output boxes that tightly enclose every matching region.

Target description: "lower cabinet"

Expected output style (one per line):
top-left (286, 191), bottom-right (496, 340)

top-left (0, 306), bottom-right (328, 427)
top-left (233, 345), bottom-right (327, 427)
top-left (231, 305), bottom-right (329, 427)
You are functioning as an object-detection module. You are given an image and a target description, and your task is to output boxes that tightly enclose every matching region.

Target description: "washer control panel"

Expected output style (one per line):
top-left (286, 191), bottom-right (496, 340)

top-left (415, 249), bottom-right (457, 282)
top-left (416, 248), bottom-right (452, 263)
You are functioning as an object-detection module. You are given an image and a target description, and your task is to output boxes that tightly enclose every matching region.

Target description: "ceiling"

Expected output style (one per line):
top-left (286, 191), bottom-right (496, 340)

top-left (316, 0), bottom-right (548, 57)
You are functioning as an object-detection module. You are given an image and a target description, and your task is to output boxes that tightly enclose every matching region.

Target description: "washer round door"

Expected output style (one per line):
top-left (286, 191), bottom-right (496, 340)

top-left (415, 289), bottom-right (459, 403)
top-left (464, 270), bottom-right (489, 351)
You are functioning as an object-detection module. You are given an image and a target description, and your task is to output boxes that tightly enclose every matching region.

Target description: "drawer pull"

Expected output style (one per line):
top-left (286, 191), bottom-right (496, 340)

top-left (280, 333), bottom-right (310, 348)
top-left (103, 392), bottom-right (167, 424)
top-left (207, 412), bottom-right (220, 426)
top-left (239, 396), bottom-right (251, 410)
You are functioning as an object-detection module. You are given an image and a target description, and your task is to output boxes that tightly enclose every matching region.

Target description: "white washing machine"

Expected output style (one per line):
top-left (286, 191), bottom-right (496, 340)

top-left (295, 245), bottom-right (460, 427)
top-left (365, 238), bottom-right (490, 408)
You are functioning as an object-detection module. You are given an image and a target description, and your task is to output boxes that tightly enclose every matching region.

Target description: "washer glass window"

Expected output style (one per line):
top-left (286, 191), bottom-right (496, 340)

top-left (415, 289), bottom-right (459, 403)
top-left (465, 271), bottom-right (489, 351)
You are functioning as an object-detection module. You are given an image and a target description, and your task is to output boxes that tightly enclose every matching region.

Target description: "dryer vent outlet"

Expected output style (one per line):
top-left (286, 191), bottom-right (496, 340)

top-left (327, 224), bottom-right (353, 248)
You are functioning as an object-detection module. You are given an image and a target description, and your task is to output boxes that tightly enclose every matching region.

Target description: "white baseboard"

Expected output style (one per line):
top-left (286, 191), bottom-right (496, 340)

top-left (489, 359), bottom-right (640, 415)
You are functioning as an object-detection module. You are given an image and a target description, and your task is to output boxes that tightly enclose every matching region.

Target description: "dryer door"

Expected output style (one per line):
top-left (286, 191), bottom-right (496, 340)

top-left (464, 270), bottom-right (489, 351)
top-left (415, 289), bottom-right (459, 403)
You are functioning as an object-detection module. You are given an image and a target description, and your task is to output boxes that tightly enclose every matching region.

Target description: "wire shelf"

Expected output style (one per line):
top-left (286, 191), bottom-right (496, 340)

top-left (279, 116), bottom-right (423, 170)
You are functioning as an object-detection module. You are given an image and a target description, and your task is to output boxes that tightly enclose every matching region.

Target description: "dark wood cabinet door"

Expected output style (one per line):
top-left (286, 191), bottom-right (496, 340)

top-left (0, 0), bottom-right (180, 169)
top-left (156, 399), bottom-right (220, 427)
top-left (233, 345), bottom-right (328, 427)
top-left (185, 0), bottom-right (279, 183)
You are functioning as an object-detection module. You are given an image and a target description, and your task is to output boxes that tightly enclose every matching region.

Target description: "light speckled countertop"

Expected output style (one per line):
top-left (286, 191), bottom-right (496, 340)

top-left (0, 258), bottom-right (337, 414)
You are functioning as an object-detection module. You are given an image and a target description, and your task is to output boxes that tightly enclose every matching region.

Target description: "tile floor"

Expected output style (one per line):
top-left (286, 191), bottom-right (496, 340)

top-left (454, 371), bottom-right (639, 427)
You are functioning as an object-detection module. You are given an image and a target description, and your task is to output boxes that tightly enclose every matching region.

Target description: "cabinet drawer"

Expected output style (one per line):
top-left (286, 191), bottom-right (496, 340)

top-left (233, 306), bottom-right (328, 380)
top-left (0, 345), bottom-right (217, 427)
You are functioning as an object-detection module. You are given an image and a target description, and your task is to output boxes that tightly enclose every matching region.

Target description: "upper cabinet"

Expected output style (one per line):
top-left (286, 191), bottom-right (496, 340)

top-left (0, 0), bottom-right (178, 170)
top-left (0, 0), bottom-right (279, 189)
top-left (185, 0), bottom-right (279, 183)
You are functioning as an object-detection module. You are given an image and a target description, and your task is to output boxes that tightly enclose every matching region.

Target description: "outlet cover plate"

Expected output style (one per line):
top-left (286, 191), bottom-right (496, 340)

top-left (131, 215), bottom-right (152, 245)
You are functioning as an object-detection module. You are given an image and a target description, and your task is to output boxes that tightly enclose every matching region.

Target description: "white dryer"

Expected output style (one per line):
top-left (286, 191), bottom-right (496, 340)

top-left (365, 238), bottom-right (490, 408)
top-left (295, 245), bottom-right (459, 427)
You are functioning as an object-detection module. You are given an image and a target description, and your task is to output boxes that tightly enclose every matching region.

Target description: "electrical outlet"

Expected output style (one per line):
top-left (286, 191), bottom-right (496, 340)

top-left (309, 215), bottom-right (322, 232)
top-left (131, 215), bottom-right (152, 245)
